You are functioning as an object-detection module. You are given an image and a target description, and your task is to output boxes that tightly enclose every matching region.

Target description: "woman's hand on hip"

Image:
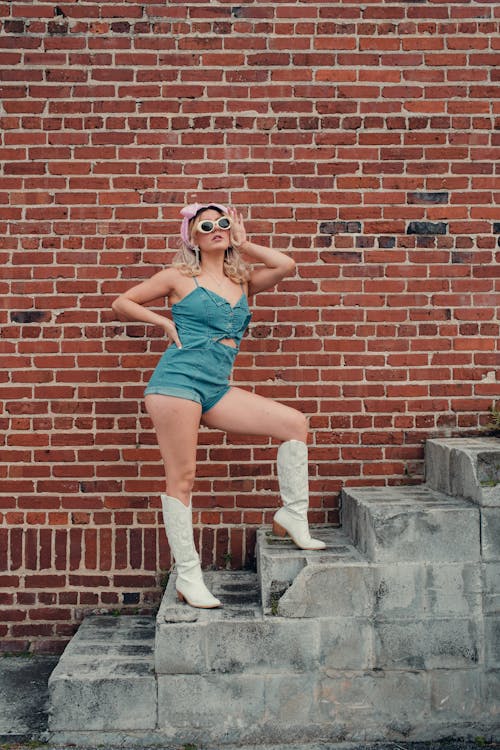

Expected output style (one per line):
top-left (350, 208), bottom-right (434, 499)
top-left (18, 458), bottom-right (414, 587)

top-left (164, 320), bottom-right (182, 348)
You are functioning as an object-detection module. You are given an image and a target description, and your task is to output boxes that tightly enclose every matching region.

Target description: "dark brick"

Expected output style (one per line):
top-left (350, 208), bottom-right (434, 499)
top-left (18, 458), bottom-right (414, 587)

top-left (407, 221), bottom-right (448, 235)
top-left (319, 222), bottom-right (340, 234)
top-left (213, 21), bottom-right (232, 34)
top-left (320, 251), bottom-right (362, 263)
top-left (10, 310), bottom-right (48, 324)
top-left (407, 192), bottom-right (449, 204)
top-left (123, 592), bottom-right (140, 604)
top-left (4, 20), bottom-right (25, 33)
top-left (111, 22), bottom-right (131, 33)
top-left (356, 236), bottom-right (373, 248)
top-left (319, 221), bottom-right (362, 235)
top-left (378, 236), bottom-right (396, 248)
top-left (493, 222), bottom-right (500, 233)
top-left (47, 21), bottom-right (68, 34)
top-left (346, 221), bottom-right (362, 233)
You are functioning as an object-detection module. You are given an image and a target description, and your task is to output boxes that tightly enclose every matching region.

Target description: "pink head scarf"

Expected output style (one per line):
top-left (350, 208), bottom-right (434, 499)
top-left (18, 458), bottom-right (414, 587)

top-left (180, 202), bottom-right (228, 248)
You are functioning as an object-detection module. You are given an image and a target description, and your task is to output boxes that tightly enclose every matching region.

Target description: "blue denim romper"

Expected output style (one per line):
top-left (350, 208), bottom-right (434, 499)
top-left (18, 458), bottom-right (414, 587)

top-left (144, 277), bottom-right (252, 412)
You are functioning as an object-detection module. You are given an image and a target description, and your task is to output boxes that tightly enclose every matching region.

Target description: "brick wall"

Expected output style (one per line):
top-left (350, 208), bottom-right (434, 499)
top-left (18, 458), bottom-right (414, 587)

top-left (1, 1), bottom-right (499, 652)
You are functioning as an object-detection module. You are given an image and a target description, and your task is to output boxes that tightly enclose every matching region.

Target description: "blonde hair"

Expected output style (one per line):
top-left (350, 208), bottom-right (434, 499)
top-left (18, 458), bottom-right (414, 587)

top-left (172, 210), bottom-right (250, 284)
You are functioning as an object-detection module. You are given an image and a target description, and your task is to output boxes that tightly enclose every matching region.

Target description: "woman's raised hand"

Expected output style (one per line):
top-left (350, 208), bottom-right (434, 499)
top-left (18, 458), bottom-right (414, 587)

top-left (228, 206), bottom-right (247, 251)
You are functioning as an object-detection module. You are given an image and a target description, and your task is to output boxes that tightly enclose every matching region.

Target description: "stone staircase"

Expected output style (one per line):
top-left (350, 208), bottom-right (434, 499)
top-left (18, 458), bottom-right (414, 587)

top-left (47, 437), bottom-right (500, 746)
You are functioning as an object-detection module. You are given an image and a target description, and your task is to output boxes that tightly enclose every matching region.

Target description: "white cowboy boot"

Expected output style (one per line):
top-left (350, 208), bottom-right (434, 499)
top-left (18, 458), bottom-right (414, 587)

top-left (273, 440), bottom-right (326, 550)
top-left (161, 494), bottom-right (221, 608)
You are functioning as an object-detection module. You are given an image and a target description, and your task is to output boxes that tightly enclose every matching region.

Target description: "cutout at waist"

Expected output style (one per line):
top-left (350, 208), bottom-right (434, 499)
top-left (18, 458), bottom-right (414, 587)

top-left (217, 338), bottom-right (237, 349)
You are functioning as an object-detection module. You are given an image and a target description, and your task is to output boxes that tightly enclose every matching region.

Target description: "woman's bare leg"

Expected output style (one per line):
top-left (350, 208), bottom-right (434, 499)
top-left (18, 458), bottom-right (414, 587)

top-left (145, 394), bottom-right (221, 607)
top-left (201, 387), bottom-right (308, 442)
top-left (145, 395), bottom-right (202, 506)
top-left (201, 387), bottom-right (325, 550)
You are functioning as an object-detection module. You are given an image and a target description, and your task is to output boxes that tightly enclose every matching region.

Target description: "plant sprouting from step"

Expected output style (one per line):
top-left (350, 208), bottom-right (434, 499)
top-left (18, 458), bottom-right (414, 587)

top-left (485, 401), bottom-right (500, 436)
top-left (269, 580), bottom-right (290, 615)
top-left (159, 570), bottom-right (170, 591)
top-left (270, 593), bottom-right (280, 616)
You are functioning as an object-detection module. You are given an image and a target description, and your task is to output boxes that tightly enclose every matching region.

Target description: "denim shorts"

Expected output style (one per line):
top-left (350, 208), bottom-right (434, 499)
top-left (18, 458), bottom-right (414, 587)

top-left (144, 341), bottom-right (238, 413)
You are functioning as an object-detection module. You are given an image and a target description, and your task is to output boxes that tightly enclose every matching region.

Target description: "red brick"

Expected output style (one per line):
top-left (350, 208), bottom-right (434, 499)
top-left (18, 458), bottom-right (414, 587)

top-left (68, 574), bottom-right (109, 587)
top-left (29, 608), bottom-right (72, 621)
top-left (0, 608), bottom-right (26, 622)
top-left (0, 0), bottom-right (497, 647)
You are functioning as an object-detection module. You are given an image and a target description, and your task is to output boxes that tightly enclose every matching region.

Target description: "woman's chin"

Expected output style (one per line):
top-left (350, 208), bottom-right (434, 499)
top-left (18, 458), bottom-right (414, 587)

top-left (201, 242), bottom-right (229, 253)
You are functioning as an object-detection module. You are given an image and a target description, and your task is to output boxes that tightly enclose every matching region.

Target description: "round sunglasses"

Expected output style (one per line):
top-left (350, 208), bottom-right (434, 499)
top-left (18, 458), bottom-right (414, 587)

top-left (195, 216), bottom-right (231, 234)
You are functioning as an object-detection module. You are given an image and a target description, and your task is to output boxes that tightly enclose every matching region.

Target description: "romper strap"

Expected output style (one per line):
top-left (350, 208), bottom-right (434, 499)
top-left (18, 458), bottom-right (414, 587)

top-left (193, 276), bottom-right (200, 288)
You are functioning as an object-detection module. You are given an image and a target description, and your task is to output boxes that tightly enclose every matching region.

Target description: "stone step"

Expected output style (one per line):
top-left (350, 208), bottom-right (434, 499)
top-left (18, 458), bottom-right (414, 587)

top-left (274, 555), bottom-right (483, 623)
top-left (256, 521), bottom-right (482, 623)
top-left (425, 437), bottom-right (500, 507)
top-left (47, 569), bottom-right (492, 747)
top-left (155, 568), bottom-right (455, 746)
top-left (157, 568), bottom-right (261, 626)
top-left (341, 484), bottom-right (480, 563)
top-left (154, 568), bottom-right (364, 746)
top-left (155, 570), bottom-right (319, 675)
top-left (46, 436), bottom-right (499, 746)
top-left (48, 615), bottom-right (156, 733)
top-left (256, 524), bottom-right (362, 613)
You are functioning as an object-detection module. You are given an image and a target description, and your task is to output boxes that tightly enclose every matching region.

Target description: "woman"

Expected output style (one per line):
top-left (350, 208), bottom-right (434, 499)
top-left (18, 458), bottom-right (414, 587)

top-left (112, 202), bottom-right (325, 609)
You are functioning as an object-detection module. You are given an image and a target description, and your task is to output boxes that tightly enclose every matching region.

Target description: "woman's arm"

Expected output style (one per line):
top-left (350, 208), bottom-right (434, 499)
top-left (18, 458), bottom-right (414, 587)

top-left (228, 207), bottom-right (296, 296)
top-left (111, 268), bottom-right (183, 347)
top-left (242, 242), bottom-right (295, 297)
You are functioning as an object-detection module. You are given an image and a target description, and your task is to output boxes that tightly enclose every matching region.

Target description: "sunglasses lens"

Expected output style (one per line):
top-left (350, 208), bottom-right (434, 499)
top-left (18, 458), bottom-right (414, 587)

top-left (218, 217), bottom-right (230, 229)
top-left (199, 221), bottom-right (214, 233)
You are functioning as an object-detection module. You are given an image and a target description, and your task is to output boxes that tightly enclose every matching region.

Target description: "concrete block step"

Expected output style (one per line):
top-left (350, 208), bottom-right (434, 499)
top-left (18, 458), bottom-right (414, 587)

top-left (256, 524), bottom-right (363, 613)
top-left (156, 664), bottom-right (495, 746)
top-left (342, 484), bottom-right (480, 563)
top-left (425, 436), bottom-right (500, 507)
top-left (47, 532), bottom-right (496, 745)
top-left (156, 670), bottom-right (323, 746)
top-left (46, 433), bottom-right (498, 746)
top-left (48, 616), bottom-right (156, 733)
top-left (155, 570), bottom-right (320, 675)
top-left (273, 557), bottom-right (482, 622)
top-left (157, 568), bottom-right (261, 625)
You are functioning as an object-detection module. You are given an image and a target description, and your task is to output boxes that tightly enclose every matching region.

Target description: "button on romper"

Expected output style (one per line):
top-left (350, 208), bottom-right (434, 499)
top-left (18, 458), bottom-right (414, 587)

top-left (144, 277), bottom-right (252, 413)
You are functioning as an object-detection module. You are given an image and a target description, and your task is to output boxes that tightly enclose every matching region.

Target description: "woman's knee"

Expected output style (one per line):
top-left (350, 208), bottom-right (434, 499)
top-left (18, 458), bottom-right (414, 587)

top-left (166, 462), bottom-right (196, 499)
top-left (285, 409), bottom-right (309, 442)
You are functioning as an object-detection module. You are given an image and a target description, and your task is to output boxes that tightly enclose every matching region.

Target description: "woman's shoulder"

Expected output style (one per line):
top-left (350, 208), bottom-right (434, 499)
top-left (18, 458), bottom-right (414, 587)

top-left (164, 266), bottom-right (197, 304)
top-left (154, 266), bottom-right (183, 283)
top-left (134, 267), bottom-right (189, 302)
top-left (150, 266), bottom-right (188, 289)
